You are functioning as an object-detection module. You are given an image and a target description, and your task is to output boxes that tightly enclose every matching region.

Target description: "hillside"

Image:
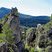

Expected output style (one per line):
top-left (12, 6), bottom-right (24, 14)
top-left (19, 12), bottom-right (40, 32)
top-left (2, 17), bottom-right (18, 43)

top-left (0, 7), bottom-right (52, 52)
top-left (0, 7), bottom-right (50, 27)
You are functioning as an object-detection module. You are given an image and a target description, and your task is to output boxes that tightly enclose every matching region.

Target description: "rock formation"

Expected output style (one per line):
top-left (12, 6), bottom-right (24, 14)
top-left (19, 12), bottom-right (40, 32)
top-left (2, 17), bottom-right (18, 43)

top-left (0, 7), bottom-right (24, 52)
top-left (0, 24), bottom-right (3, 33)
top-left (7, 7), bottom-right (24, 52)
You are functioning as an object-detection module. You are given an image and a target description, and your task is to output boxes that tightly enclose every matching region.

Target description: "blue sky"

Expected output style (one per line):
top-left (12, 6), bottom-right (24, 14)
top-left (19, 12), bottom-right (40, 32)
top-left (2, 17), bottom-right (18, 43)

top-left (0, 0), bottom-right (52, 16)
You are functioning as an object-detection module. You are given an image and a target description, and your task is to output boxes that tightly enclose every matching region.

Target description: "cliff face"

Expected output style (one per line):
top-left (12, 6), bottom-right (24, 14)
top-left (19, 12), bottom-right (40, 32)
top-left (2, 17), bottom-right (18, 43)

top-left (0, 7), bottom-right (52, 52)
top-left (0, 7), bottom-right (24, 52)
top-left (7, 7), bottom-right (21, 44)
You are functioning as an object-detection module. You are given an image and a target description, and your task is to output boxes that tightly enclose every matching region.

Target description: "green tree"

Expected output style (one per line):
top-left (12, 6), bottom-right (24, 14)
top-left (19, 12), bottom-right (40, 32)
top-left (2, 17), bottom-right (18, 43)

top-left (2, 23), bottom-right (14, 44)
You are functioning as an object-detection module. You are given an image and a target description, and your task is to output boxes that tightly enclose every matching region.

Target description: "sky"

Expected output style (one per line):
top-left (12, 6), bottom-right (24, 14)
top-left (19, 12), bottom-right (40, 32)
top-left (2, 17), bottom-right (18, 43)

top-left (0, 0), bottom-right (52, 16)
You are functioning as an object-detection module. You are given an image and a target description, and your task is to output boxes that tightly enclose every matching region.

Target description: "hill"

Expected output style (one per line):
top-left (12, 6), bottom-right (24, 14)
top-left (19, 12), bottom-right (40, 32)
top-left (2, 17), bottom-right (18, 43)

top-left (0, 7), bottom-right (50, 27)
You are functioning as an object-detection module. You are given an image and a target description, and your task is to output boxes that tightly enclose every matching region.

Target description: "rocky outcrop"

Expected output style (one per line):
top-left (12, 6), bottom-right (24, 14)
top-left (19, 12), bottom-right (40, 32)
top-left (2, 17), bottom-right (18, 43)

top-left (26, 24), bottom-right (52, 52)
top-left (27, 29), bottom-right (36, 44)
top-left (0, 7), bottom-right (24, 52)
top-left (7, 7), bottom-right (21, 44)
top-left (0, 24), bottom-right (3, 33)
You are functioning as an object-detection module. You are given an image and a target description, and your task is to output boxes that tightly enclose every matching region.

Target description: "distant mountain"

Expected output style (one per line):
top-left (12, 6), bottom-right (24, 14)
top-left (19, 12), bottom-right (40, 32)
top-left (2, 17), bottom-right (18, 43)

top-left (0, 7), bottom-right (50, 27)
top-left (19, 13), bottom-right (50, 27)
top-left (0, 7), bottom-right (11, 18)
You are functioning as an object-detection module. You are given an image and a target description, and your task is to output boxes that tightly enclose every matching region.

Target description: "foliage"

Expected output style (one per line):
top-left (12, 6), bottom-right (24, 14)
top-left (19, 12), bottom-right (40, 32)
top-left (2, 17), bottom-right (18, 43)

top-left (9, 47), bottom-right (14, 52)
top-left (0, 33), bottom-right (6, 43)
top-left (2, 23), bottom-right (14, 44)
top-left (45, 46), bottom-right (52, 52)
top-left (0, 14), bottom-right (52, 52)
top-left (26, 27), bottom-right (34, 36)
top-left (44, 15), bottom-right (52, 31)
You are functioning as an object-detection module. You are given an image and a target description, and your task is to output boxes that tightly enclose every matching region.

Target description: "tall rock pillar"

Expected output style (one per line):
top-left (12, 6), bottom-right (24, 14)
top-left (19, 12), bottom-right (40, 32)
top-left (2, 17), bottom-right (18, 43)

top-left (7, 7), bottom-right (24, 52)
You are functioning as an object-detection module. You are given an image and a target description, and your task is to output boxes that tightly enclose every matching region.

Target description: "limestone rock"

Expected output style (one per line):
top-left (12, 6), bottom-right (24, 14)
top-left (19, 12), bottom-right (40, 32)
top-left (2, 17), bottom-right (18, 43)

top-left (7, 7), bottom-right (21, 44)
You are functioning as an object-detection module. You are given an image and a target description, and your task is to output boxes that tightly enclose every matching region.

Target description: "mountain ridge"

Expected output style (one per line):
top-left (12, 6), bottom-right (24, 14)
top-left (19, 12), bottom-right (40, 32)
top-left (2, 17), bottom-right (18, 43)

top-left (0, 7), bottom-right (50, 27)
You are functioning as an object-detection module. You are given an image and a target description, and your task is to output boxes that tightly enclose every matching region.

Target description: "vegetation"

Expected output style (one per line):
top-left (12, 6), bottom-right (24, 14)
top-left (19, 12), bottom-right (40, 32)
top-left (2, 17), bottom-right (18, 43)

top-left (0, 11), bottom-right (52, 52)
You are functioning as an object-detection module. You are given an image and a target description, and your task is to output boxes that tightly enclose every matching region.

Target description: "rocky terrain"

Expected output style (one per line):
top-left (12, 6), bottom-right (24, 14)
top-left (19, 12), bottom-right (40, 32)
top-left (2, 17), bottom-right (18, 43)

top-left (0, 7), bottom-right (52, 52)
